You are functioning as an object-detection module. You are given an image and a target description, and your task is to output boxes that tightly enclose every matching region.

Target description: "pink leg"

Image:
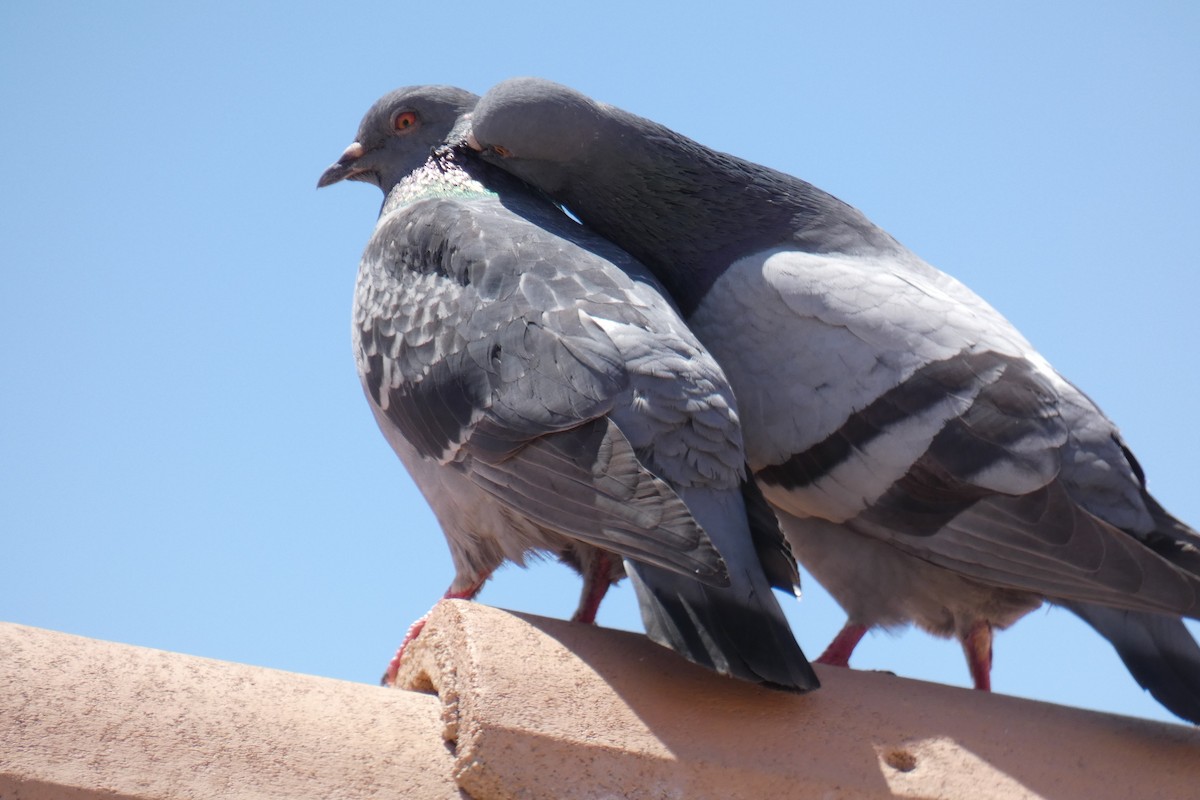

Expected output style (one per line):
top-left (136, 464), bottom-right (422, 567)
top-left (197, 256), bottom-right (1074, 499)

top-left (571, 552), bottom-right (615, 624)
top-left (380, 574), bottom-right (490, 687)
top-left (816, 622), bottom-right (869, 667)
top-left (962, 620), bottom-right (993, 691)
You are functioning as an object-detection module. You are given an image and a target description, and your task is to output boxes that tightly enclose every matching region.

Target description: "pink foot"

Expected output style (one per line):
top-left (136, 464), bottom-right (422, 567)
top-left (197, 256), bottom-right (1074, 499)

top-left (380, 575), bottom-right (490, 687)
top-left (816, 622), bottom-right (869, 667)
top-left (380, 615), bottom-right (431, 687)
top-left (571, 552), bottom-right (616, 624)
top-left (962, 620), bottom-right (993, 691)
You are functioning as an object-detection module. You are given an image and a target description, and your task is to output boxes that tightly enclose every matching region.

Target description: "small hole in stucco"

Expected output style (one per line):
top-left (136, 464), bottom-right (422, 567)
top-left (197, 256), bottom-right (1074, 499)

top-left (884, 749), bottom-right (918, 772)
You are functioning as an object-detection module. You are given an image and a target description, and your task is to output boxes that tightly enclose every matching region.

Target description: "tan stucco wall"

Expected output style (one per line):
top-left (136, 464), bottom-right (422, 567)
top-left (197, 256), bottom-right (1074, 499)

top-left (399, 601), bottom-right (1200, 799)
top-left (4, 603), bottom-right (1199, 799)
top-left (0, 621), bottom-right (461, 800)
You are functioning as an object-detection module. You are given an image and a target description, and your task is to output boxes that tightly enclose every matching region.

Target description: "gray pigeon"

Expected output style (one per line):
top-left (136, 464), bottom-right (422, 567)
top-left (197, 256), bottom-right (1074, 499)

top-left (317, 86), bottom-right (818, 691)
top-left (468, 77), bottom-right (1200, 722)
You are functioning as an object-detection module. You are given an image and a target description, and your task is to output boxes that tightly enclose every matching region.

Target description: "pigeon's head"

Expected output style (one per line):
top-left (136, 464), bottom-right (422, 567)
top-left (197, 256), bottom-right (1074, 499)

top-left (317, 85), bottom-right (479, 192)
top-left (467, 77), bottom-right (611, 195)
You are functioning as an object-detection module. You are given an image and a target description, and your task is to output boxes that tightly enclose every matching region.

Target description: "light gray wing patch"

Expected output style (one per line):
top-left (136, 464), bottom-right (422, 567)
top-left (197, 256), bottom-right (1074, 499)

top-left (758, 350), bottom-right (1067, 525)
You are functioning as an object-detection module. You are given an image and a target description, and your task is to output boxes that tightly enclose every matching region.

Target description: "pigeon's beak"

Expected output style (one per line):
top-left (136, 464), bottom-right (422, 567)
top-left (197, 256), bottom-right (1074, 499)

top-left (316, 142), bottom-right (368, 188)
top-left (464, 131), bottom-right (511, 159)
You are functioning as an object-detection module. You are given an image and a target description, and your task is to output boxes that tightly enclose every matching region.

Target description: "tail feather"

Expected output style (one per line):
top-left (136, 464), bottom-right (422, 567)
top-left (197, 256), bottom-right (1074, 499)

top-left (1064, 600), bottom-right (1200, 725)
top-left (626, 559), bottom-right (819, 692)
top-left (742, 474), bottom-right (800, 594)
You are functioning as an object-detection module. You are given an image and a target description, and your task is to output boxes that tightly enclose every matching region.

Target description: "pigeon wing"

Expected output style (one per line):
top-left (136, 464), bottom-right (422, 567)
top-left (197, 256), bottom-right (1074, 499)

top-left (357, 196), bottom-right (728, 585)
top-left (744, 250), bottom-right (1200, 614)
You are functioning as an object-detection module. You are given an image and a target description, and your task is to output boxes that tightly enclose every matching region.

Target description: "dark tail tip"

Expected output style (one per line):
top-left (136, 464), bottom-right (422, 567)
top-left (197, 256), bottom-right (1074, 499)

top-left (627, 561), bottom-right (819, 693)
top-left (1065, 601), bottom-right (1200, 725)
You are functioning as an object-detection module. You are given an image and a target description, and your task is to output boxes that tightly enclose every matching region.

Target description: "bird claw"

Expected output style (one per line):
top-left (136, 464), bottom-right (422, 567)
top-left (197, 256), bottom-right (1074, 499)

top-left (381, 577), bottom-right (492, 686)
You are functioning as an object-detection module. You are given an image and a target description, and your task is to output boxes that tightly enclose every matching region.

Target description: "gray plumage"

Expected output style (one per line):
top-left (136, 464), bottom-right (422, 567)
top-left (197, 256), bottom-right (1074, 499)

top-left (318, 86), bottom-right (817, 691)
top-left (469, 77), bottom-right (1200, 722)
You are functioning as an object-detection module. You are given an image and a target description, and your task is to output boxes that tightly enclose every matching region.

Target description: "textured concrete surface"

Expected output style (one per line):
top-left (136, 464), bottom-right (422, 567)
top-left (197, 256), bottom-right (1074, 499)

top-left (399, 600), bottom-right (1200, 800)
top-left (5, 608), bottom-right (1200, 800)
top-left (0, 622), bottom-right (462, 800)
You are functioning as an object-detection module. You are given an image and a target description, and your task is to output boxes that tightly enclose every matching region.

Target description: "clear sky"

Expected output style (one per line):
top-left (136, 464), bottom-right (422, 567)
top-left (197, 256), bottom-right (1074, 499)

top-left (3, 2), bottom-right (1198, 726)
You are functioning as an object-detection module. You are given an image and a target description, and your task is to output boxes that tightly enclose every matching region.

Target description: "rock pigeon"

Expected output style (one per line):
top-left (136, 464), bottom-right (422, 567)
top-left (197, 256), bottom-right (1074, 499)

top-left (317, 86), bottom-right (818, 691)
top-left (468, 77), bottom-right (1200, 722)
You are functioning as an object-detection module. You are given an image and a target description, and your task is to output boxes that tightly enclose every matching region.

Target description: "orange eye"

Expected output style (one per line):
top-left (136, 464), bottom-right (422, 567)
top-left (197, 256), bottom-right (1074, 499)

top-left (393, 111), bottom-right (418, 132)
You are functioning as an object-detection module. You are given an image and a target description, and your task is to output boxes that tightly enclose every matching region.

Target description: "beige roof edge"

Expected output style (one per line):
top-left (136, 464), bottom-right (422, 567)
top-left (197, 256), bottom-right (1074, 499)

top-left (400, 600), bottom-right (1200, 800)
top-left (5, 604), bottom-right (1200, 800)
top-left (0, 619), bottom-right (462, 800)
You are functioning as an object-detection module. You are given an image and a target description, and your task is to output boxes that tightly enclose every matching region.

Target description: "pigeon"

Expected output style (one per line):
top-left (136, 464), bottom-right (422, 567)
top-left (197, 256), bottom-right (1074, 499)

top-left (316, 85), bottom-right (818, 691)
top-left (468, 77), bottom-right (1200, 722)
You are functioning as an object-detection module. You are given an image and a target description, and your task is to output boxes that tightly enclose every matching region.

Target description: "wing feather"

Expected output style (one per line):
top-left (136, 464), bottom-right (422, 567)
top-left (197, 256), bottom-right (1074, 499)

top-left (356, 196), bottom-right (730, 584)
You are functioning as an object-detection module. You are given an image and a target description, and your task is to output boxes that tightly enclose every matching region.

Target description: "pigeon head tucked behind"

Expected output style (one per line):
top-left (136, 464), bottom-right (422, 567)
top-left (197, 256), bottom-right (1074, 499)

top-left (317, 85), bottom-right (478, 192)
top-left (465, 78), bottom-right (606, 193)
top-left (469, 78), bottom-right (899, 317)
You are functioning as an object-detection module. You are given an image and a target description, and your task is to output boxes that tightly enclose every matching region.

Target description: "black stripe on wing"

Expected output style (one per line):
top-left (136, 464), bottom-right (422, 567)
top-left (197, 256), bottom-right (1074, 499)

top-left (758, 351), bottom-right (1064, 503)
top-left (803, 353), bottom-right (1200, 613)
top-left (363, 344), bottom-right (491, 461)
top-left (868, 350), bottom-right (1065, 536)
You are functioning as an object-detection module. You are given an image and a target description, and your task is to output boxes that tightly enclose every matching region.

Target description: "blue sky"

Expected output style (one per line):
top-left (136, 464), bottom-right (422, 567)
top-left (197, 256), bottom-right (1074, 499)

top-left (3, 2), bottom-right (1198, 725)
